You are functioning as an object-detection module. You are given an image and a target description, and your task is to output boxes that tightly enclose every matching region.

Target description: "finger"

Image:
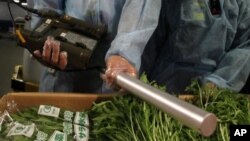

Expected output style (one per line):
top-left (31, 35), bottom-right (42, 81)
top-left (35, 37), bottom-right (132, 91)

top-left (42, 40), bottom-right (52, 62)
top-left (58, 51), bottom-right (67, 70)
top-left (100, 73), bottom-right (107, 82)
top-left (51, 40), bottom-right (60, 65)
top-left (42, 36), bottom-right (54, 62)
top-left (33, 50), bottom-right (42, 58)
top-left (47, 36), bottom-right (54, 41)
top-left (106, 68), bottom-right (117, 87)
top-left (128, 67), bottom-right (137, 77)
top-left (100, 73), bottom-right (112, 88)
top-left (102, 68), bottom-right (126, 92)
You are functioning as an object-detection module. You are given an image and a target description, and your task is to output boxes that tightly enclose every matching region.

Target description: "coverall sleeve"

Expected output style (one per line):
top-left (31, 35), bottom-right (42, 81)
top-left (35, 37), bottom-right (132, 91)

top-left (204, 1), bottom-right (250, 92)
top-left (105, 0), bottom-right (161, 71)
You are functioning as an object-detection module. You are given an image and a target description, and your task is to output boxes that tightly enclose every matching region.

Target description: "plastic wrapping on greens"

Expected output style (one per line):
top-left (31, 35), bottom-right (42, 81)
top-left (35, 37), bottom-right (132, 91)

top-left (0, 102), bottom-right (89, 141)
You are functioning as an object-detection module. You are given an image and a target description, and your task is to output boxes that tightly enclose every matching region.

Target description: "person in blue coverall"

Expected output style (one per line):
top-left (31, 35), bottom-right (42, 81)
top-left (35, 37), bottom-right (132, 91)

top-left (139, 0), bottom-right (250, 94)
top-left (29, 0), bottom-right (161, 93)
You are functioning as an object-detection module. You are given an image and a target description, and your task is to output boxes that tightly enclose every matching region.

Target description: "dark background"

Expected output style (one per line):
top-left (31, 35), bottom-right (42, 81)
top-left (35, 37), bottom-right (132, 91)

top-left (0, 0), bottom-right (26, 96)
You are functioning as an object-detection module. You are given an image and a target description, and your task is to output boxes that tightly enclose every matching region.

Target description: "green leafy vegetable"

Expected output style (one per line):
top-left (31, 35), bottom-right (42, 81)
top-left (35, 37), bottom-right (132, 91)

top-left (89, 76), bottom-right (250, 141)
top-left (1, 74), bottom-right (249, 141)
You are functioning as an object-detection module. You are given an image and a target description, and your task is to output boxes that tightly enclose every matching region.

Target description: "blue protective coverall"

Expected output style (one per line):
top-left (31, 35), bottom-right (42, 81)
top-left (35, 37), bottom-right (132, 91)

top-left (28, 0), bottom-right (161, 93)
top-left (140, 0), bottom-right (250, 93)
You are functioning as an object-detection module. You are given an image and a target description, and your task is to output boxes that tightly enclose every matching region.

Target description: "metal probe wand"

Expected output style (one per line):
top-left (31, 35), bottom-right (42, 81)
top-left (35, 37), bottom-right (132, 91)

top-left (115, 72), bottom-right (217, 137)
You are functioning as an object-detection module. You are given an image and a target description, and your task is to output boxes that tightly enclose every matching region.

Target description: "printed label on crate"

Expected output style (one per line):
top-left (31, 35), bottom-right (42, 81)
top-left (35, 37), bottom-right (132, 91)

top-left (63, 122), bottom-right (73, 135)
top-left (74, 112), bottom-right (89, 126)
top-left (35, 131), bottom-right (48, 141)
top-left (38, 105), bottom-right (60, 118)
top-left (3, 110), bottom-right (14, 123)
top-left (64, 110), bottom-right (74, 122)
top-left (7, 122), bottom-right (35, 137)
top-left (74, 125), bottom-right (89, 141)
top-left (48, 130), bottom-right (67, 141)
top-left (73, 112), bottom-right (89, 141)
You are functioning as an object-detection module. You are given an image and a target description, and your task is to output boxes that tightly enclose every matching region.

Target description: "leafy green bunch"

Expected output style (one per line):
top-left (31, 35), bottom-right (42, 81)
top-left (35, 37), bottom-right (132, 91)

top-left (0, 107), bottom-right (75, 141)
top-left (1, 74), bottom-right (249, 141)
top-left (89, 76), bottom-right (250, 141)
